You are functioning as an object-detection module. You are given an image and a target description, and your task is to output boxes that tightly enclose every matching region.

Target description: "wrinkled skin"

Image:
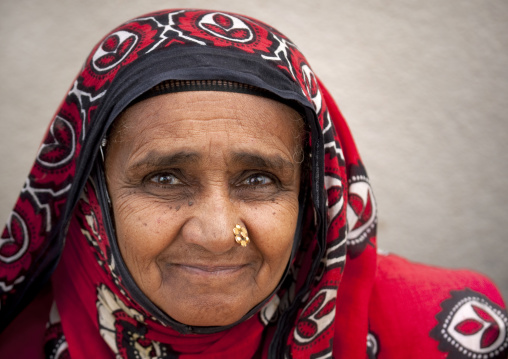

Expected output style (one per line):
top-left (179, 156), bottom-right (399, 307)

top-left (105, 91), bottom-right (302, 326)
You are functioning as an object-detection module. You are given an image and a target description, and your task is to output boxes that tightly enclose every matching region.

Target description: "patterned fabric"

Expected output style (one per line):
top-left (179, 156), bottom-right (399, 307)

top-left (0, 9), bottom-right (506, 359)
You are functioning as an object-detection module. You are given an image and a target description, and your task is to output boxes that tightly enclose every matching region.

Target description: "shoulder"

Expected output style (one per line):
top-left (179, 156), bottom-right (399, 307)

top-left (367, 253), bottom-right (508, 359)
top-left (373, 253), bottom-right (505, 303)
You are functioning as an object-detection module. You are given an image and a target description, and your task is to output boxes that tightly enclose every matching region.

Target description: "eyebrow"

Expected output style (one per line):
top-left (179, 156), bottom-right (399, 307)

top-left (128, 151), bottom-right (200, 173)
top-left (231, 152), bottom-right (296, 173)
top-left (127, 150), bottom-right (296, 174)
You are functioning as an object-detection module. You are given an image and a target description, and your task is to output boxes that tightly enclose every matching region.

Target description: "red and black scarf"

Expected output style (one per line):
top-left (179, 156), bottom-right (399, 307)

top-left (1, 9), bottom-right (506, 358)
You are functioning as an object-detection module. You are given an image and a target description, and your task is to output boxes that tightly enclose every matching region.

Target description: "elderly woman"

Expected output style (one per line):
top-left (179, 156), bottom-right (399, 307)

top-left (0, 8), bottom-right (506, 359)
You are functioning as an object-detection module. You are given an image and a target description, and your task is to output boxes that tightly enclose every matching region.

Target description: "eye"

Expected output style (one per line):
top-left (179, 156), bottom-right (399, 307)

top-left (148, 173), bottom-right (182, 186)
top-left (241, 173), bottom-right (273, 186)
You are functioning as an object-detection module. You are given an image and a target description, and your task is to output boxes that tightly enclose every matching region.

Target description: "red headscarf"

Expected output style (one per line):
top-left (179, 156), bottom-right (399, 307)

top-left (0, 9), bottom-right (506, 358)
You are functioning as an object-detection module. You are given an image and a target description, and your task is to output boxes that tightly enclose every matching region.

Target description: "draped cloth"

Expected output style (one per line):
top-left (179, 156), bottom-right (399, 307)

top-left (0, 9), bottom-right (506, 358)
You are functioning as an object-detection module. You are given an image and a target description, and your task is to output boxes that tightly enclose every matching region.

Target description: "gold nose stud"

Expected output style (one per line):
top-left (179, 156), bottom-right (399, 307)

top-left (233, 224), bottom-right (250, 247)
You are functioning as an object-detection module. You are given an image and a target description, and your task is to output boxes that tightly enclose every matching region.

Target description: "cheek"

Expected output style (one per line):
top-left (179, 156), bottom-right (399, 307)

top-left (247, 197), bottom-right (299, 272)
top-left (113, 195), bottom-right (183, 265)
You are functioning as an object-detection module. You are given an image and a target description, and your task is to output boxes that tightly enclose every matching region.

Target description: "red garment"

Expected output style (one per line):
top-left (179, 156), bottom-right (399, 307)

top-left (0, 9), bottom-right (506, 358)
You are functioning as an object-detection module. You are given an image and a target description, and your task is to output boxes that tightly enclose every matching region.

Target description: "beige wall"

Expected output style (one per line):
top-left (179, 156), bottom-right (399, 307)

top-left (1, 0), bottom-right (507, 299)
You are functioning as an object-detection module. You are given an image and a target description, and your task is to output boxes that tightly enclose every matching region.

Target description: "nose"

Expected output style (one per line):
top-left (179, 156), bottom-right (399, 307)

top-left (181, 189), bottom-right (239, 254)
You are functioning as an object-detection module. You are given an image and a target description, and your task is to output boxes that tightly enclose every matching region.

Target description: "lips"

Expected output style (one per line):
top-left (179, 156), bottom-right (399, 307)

top-left (170, 263), bottom-right (248, 278)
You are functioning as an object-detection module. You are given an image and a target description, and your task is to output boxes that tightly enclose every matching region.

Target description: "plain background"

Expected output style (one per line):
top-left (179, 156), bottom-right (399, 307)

top-left (1, 0), bottom-right (507, 299)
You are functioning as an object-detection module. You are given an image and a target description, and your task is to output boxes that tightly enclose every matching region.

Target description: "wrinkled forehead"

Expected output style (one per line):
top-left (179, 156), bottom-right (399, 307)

top-left (107, 87), bottom-right (308, 165)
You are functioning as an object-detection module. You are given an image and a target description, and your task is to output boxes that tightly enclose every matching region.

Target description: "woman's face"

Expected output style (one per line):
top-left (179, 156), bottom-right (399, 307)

top-left (105, 91), bottom-right (302, 326)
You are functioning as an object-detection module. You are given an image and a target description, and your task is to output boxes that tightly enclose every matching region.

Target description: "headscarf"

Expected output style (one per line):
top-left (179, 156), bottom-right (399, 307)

top-left (0, 9), bottom-right (506, 359)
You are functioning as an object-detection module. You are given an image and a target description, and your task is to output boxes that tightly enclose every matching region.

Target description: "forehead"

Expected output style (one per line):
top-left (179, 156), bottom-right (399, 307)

top-left (110, 91), bottom-right (304, 151)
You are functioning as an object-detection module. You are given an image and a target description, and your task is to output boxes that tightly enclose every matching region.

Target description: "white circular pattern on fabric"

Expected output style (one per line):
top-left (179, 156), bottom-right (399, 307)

top-left (92, 30), bottom-right (139, 72)
top-left (324, 174), bottom-right (344, 224)
top-left (294, 288), bottom-right (336, 345)
top-left (439, 295), bottom-right (508, 358)
top-left (96, 284), bottom-right (167, 358)
top-left (301, 64), bottom-right (322, 113)
top-left (37, 116), bottom-right (76, 168)
top-left (346, 180), bottom-right (377, 245)
top-left (0, 211), bottom-right (29, 264)
top-left (198, 12), bottom-right (254, 43)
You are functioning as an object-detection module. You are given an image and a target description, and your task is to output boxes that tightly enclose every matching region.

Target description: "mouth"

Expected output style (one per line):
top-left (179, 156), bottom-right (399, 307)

top-left (170, 263), bottom-right (247, 277)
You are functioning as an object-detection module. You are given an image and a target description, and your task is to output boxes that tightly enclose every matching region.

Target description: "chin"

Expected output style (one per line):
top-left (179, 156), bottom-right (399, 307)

top-left (168, 305), bottom-right (247, 327)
